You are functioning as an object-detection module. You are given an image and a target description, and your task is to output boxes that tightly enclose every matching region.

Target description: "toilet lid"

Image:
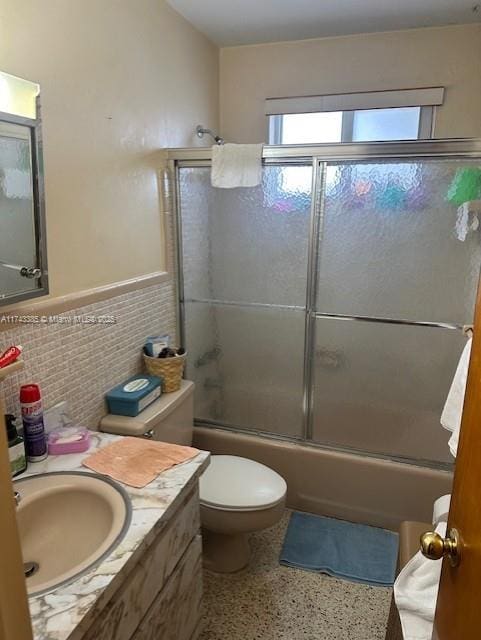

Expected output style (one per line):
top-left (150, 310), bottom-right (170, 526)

top-left (199, 455), bottom-right (287, 511)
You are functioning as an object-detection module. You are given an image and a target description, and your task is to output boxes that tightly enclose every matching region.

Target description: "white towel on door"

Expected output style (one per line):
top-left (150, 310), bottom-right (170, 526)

top-left (394, 521), bottom-right (447, 640)
top-left (432, 494), bottom-right (451, 526)
top-left (441, 337), bottom-right (472, 457)
top-left (211, 143), bottom-right (263, 188)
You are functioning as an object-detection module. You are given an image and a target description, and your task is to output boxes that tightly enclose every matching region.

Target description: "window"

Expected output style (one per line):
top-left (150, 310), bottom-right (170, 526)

top-left (266, 88), bottom-right (443, 145)
top-left (269, 106), bottom-right (433, 145)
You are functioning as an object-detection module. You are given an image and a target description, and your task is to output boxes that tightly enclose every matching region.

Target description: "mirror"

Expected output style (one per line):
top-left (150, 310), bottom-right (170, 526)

top-left (0, 71), bottom-right (48, 305)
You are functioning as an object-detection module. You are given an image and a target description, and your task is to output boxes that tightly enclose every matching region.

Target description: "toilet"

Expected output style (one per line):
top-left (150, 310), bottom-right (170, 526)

top-left (100, 380), bottom-right (287, 573)
top-left (200, 455), bottom-right (286, 572)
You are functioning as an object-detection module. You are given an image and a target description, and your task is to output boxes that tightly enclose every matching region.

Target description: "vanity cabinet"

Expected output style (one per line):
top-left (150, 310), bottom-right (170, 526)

top-left (80, 485), bottom-right (203, 640)
top-left (132, 535), bottom-right (202, 640)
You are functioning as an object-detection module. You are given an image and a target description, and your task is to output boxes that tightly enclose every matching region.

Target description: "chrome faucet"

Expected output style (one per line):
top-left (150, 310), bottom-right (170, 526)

top-left (14, 490), bottom-right (21, 507)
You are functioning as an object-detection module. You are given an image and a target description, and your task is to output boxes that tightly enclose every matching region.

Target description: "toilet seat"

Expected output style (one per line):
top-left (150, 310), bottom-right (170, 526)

top-left (199, 455), bottom-right (287, 512)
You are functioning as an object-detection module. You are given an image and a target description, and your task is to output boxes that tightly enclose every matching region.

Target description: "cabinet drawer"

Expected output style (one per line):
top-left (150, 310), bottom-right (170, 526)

top-left (132, 534), bottom-right (203, 640)
top-left (82, 486), bottom-right (200, 640)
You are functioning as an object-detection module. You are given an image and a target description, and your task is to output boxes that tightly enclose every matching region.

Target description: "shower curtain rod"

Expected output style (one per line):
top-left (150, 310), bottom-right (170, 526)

top-left (168, 138), bottom-right (481, 162)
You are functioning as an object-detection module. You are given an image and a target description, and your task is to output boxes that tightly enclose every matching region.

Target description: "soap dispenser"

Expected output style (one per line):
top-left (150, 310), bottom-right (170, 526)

top-left (5, 414), bottom-right (27, 477)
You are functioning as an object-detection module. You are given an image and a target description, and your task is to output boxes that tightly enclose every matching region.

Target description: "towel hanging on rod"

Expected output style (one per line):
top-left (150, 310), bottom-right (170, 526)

top-left (211, 143), bottom-right (263, 189)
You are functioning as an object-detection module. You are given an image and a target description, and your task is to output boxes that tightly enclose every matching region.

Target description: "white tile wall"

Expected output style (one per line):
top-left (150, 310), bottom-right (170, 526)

top-left (0, 279), bottom-right (177, 428)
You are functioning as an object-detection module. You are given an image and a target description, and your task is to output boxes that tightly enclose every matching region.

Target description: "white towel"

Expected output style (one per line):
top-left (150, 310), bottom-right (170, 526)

top-left (394, 521), bottom-right (446, 640)
top-left (441, 337), bottom-right (472, 457)
top-left (211, 143), bottom-right (263, 188)
top-left (432, 494), bottom-right (451, 526)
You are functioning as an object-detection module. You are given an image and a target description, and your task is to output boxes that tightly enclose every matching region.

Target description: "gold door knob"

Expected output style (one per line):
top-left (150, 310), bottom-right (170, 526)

top-left (420, 528), bottom-right (461, 567)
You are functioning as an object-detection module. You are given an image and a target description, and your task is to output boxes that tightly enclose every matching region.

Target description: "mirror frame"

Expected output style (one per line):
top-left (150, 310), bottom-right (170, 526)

top-left (0, 98), bottom-right (49, 306)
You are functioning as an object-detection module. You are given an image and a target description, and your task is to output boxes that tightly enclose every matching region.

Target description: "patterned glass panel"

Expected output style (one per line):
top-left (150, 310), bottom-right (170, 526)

top-left (317, 160), bottom-right (481, 324)
top-left (184, 301), bottom-right (304, 438)
top-left (179, 165), bottom-right (312, 307)
top-left (311, 317), bottom-right (466, 463)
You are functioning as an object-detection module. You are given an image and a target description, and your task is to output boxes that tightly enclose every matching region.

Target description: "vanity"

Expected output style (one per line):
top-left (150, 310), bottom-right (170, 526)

top-left (21, 433), bottom-right (209, 640)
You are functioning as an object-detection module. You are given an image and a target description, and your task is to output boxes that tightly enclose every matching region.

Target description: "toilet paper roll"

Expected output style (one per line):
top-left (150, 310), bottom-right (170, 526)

top-left (432, 494), bottom-right (451, 526)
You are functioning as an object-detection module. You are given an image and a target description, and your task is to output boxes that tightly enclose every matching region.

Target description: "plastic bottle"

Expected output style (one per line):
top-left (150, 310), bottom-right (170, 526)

top-left (5, 414), bottom-right (27, 476)
top-left (20, 384), bottom-right (47, 462)
top-left (0, 345), bottom-right (22, 368)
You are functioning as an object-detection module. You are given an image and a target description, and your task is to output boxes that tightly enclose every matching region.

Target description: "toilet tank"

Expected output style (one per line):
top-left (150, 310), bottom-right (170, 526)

top-left (99, 380), bottom-right (194, 446)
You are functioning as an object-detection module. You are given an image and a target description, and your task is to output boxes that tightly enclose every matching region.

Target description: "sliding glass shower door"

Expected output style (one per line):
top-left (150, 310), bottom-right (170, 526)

top-left (176, 147), bottom-right (481, 466)
top-left (178, 164), bottom-right (312, 439)
top-left (311, 159), bottom-right (480, 464)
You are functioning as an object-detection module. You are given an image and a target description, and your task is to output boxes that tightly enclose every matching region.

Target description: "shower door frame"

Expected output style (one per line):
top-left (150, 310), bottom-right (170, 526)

top-left (167, 138), bottom-right (481, 468)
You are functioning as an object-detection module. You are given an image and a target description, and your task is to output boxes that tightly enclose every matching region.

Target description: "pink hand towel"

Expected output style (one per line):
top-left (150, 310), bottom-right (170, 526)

top-left (83, 437), bottom-right (199, 488)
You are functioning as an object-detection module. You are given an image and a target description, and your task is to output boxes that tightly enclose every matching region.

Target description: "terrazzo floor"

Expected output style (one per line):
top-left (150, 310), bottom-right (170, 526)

top-left (199, 511), bottom-right (392, 640)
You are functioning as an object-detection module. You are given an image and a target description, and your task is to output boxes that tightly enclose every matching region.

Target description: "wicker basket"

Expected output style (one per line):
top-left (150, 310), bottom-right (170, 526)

top-left (143, 353), bottom-right (186, 393)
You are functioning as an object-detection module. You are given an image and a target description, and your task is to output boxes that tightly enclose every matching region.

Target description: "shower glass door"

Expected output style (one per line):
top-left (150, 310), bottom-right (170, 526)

top-left (178, 164), bottom-right (312, 438)
top-left (175, 145), bottom-right (481, 467)
top-left (311, 159), bottom-right (481, 464)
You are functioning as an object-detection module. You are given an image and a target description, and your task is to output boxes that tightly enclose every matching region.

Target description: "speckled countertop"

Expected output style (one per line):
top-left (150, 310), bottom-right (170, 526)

top-left (15, 432), bottom-right (209, 640)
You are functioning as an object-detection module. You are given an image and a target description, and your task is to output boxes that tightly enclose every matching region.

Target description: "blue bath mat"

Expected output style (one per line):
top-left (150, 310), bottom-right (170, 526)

top-left (280, 512), bottom-right (398, 587)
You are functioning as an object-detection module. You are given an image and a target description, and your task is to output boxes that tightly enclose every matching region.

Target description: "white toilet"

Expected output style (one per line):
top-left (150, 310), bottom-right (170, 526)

top-left (200, 455), bottom-right (286, 572)
top-left (100, 380), bottom-right (287, 573)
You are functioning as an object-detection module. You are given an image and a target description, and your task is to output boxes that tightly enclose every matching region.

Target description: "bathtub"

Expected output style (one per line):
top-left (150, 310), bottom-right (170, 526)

top-left (193, 425), bottom-right (453, 530)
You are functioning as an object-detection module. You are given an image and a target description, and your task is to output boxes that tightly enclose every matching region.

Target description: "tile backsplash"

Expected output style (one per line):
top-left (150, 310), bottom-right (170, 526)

top-left (0, 279), bottom-right (177, 428)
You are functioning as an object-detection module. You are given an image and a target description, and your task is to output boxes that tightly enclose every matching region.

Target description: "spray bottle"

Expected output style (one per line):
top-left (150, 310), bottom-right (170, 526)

top-left (20, 384), bottom-right (47, 462)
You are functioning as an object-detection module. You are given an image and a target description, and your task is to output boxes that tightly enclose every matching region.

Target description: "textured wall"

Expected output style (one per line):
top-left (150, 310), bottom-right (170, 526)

top-left (219, 24), bottom-right (481, 143)
top-left (0, 0), bottom-right (219, 297)
top-left (0, 278), bottom-right (177, 428)
top-left (0, 175), bottom-right (179, 429)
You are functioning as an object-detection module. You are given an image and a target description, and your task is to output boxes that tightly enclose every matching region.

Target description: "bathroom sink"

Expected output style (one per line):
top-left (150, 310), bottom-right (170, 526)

top-left (13, 471), bottom-right (131, 596)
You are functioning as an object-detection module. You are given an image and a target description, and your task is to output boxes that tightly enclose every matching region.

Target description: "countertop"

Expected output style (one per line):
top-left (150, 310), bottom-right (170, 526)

top-left (16, 432), bottom-right (209, 640)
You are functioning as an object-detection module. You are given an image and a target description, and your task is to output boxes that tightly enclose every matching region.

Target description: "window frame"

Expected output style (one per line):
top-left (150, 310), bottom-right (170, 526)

top-left (268, 105), bottom-right (434, 145)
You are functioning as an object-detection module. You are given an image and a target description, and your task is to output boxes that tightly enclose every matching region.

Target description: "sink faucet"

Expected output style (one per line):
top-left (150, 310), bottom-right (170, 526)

top-left (14, 490), bottom-right (21, 507)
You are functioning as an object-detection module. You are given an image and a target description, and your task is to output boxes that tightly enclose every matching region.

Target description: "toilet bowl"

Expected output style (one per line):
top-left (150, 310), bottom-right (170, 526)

top-left (199, 455), bottom-right (287, 572)
top-left (100, 380), bottom-right (287, 572)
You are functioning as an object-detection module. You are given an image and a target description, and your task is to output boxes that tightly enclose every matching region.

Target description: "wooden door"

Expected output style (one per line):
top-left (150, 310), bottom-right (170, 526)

top-left (432, 279), bottom-right (481, 639)
top-left (0, 403), bottom-right (33, 640)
